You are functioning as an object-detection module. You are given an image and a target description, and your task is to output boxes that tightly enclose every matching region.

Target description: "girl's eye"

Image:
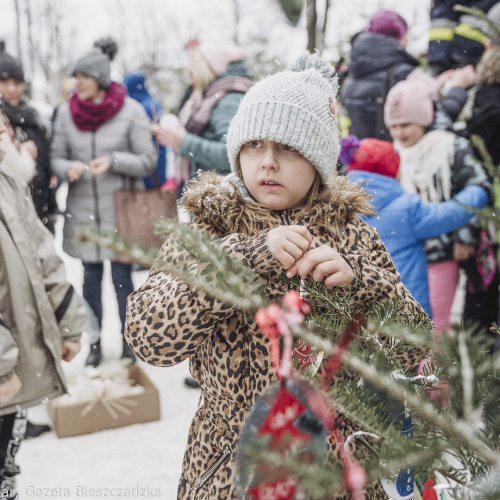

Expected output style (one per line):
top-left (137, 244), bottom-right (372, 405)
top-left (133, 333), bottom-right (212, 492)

top-left (248, 140), bottom-right (263, 149)
top-left (283, 144), bottom-right (297, 152)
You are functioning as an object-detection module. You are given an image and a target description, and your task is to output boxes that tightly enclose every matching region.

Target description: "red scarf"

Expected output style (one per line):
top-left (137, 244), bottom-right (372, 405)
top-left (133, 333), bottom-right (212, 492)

top-left (69, 82), bottom-right (126, 131)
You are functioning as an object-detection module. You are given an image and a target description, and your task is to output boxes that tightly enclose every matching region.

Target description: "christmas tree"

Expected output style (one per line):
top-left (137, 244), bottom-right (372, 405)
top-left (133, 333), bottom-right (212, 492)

top-left (80, 217), bottom-right (500, 500)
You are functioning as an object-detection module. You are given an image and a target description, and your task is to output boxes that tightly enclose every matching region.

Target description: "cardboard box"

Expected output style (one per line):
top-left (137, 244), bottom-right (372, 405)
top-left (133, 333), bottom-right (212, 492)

top-left (47, 364), bottom-right (160, 438)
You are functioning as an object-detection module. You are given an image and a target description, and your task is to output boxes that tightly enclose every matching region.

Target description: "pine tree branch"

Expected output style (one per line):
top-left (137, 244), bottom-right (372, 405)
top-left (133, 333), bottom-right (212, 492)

top-left (345, 356), bottom-right (500, 469)
top-left (77, 226), bottom-right (266, 312)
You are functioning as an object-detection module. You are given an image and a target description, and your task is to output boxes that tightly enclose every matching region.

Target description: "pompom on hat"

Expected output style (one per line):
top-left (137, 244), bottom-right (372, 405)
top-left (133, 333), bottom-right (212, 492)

top-left (340, 135), bottom-right (400, 178)
top-left (72, 37), bottom-right (118, 89)
top-left (0, 41), bottom-right (24, 82)
top-left (384, 78), bottom-right (435, 128)
top-left (226, 52), bottom-right (340, 184)
top-left (367, 9), bottom-right (408, 41)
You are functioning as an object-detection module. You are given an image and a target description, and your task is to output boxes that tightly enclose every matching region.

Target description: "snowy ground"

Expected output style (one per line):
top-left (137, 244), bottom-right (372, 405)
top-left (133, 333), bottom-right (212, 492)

top-left (16, 197), bottom-right (200, 500)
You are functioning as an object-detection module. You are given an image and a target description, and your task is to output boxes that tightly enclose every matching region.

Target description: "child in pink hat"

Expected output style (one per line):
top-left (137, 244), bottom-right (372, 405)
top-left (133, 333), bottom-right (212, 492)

top-left (384, 78), bottom-right (494, 339)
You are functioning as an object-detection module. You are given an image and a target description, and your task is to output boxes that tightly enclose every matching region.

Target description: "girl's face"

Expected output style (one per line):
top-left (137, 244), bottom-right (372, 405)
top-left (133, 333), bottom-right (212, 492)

top-left (388, 123), bottom-right (426, 148)
top-left (73, 72), bottom-right (103, 101)
top-left (239, 139), bottom-right (317, 211)
top-left (0, 78), bottom-right (25, 107)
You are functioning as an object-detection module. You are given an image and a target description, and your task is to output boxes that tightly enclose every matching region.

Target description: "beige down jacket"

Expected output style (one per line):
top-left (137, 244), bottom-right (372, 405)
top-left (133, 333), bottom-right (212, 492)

top-left (0, 162), bottom-right (88, 416)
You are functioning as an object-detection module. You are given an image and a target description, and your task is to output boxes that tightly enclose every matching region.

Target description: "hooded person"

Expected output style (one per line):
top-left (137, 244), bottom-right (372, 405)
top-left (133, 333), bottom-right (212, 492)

top-left (340, 9), bottom-right (420, 140)
top-left (126, 52), bottom-right (427, 499)
top-left (50, 37), bottom-right (157, 367)
top-left (123, 71), bottom-right (171, 188)
top-left (343, 135), bottom-right (489, 316)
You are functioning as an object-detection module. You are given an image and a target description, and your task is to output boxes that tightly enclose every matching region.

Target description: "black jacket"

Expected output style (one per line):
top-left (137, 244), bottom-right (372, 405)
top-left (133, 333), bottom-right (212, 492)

top-left (3, 101), bottom-right (57, 228)
top-left (340, 32), bottom-right (419, 139)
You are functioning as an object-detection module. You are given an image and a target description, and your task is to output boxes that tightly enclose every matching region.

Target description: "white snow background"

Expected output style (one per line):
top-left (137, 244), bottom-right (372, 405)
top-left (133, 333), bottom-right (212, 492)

top-left (16, 184), bottom-right (200, 499)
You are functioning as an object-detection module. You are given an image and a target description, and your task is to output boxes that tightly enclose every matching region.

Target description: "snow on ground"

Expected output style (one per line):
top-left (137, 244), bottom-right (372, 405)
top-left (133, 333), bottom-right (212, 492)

top-left (16, 204), bottom-right (200, 499)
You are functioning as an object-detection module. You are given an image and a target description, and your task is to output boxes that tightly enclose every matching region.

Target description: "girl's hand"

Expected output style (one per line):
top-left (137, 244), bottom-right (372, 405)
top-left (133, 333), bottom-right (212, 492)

top-left (62, 340), bottom-right (81, 362)
top-left (21, 140), bottom-right (38, 159)
top-left (453, 242), bottom-right (476, 261)
top-left (0, 373), bottom-right (21, 404)
top-left (153, 124), bottom-right (186, 150)
top-left (286, 245), bottom-right (354, 289)
top-left (67, 161), bottom-right (88, 181)
top-left (267, 225), bottom-right (312, 269)
top-left (89, 156), bottom-right (111, 177)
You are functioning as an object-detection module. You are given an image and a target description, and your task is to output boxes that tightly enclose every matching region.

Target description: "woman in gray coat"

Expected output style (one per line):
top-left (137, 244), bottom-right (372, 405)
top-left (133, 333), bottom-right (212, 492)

top-left (50, 38), bottom-right (156, 367)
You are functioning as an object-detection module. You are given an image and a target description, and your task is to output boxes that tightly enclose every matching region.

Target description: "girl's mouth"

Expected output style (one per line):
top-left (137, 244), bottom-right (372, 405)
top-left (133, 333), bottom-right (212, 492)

top-left (260, 179), bottom-right (282, 190)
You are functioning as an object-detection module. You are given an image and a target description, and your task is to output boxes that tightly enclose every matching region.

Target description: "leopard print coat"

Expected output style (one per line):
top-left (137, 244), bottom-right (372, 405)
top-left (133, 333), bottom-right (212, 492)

top-left (125, 172), bottom-right (427, 499)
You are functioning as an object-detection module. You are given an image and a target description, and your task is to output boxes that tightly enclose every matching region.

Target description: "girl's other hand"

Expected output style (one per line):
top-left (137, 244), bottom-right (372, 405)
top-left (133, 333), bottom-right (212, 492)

top-left (89, 156), bottom-right (111, 177)
top-left (67, 161), bottom-right (88, 181)
top-left (267, 225), bottom-right (312, 269)
top-left (0, 373), bottom-right (21, 403)
top-left (21, 139), bottom-right (38, 159)
top-left (62, 340), bottom-right (81, 362)
top-left (286, 245), bottom-right (354, 288)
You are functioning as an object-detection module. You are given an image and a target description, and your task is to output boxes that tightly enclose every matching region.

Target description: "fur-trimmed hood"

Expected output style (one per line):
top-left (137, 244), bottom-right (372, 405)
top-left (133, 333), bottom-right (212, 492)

top-left (477, 48), bottom-right (500, 85)
top-left (181, 172), bottom-right (375, 237)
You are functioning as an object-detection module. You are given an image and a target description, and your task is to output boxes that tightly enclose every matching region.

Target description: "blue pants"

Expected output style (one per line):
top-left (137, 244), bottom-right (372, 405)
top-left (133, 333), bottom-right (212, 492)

top-left (82, 261), bottom-right (134, 343)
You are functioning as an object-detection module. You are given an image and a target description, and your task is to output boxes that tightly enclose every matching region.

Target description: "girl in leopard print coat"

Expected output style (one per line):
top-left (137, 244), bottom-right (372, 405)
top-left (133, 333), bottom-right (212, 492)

top-left (125, 53), bottom-right (426, 499)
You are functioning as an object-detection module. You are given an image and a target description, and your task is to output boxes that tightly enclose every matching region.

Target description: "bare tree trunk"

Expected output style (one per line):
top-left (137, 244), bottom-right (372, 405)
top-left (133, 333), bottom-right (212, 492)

top-left (233, 0), bottom-right (241, 45)
top-left (319, 0), bottom-right (331, 54)
top-left (306, 0), bottom-right (317, 53)
top-left (13, 0), bottom-right (23, 64)
top-left (25, 0), bottom-right (36, 82)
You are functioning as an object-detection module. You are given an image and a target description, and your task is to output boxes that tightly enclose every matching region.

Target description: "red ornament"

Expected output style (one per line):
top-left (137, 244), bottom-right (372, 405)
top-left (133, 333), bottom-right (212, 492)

top-left (247, 476), bottom-right (298, 500)
top-left (422, 478), bottom-right (438, 500)
top-left (257, 384), bottom-right (311, 451)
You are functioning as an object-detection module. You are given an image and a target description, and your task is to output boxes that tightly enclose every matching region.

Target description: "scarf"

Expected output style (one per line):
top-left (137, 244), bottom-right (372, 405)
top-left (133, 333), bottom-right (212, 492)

top-left (396, 129), bottom-right (456, 203)
top-left (69, 82), bottom-right (126, 132)
top-left (3, 101), bottom-right (42, 132)
top-left (175, 76), bottom-right (253, 183)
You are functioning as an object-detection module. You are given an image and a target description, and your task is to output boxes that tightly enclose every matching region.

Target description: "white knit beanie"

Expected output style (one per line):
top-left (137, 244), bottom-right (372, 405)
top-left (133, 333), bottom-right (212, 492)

top-left (226, 53), bottom-right (340, 184)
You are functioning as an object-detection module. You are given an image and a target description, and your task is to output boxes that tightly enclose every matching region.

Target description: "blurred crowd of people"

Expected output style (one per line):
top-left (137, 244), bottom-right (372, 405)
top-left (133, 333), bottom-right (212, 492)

top-left (0, 2), bottom-right (500, 497)
top-left (338, 3), bottom-right (500, 355)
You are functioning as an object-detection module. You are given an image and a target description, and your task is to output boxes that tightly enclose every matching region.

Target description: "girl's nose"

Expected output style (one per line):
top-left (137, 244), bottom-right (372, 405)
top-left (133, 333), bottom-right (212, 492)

top-left (261, 147), bottom-right (279, 171)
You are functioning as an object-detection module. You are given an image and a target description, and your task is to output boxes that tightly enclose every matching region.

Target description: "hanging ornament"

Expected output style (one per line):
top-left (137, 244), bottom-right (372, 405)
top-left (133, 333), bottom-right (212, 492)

top-left (380, 412), bottom-right (417, 500)
top-left (236, 376), bottom-right (328, 500)
top-left (245, 294), bottom-right (368, 499)
top-left (291, 337), bottom-right (325, 376)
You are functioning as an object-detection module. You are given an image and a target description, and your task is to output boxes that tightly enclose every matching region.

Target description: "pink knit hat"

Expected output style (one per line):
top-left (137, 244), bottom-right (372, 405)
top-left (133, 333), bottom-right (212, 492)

top-left (384, 79), bottom-right (435, 128)
top-left (198, 44), bottom-right (247, 76)
top-left (367, 9), bottom-right (408, 41)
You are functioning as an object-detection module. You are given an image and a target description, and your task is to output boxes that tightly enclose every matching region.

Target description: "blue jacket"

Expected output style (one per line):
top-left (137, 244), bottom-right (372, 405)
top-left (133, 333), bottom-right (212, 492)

top-left (123, 72), bottom-right (168, 187)
top-left (349, 170), bottom-right (488, 315)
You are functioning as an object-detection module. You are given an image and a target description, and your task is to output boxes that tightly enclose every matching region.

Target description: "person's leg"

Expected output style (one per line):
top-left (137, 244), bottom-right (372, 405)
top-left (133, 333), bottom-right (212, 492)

top-left (0, 411), bottom-right (27, 500)
top-left (427, 260), bottom-right (460, 407)
top-left (111, 261), bottom-right (136, 360)
top-left (427, 260), bottom-right (460, 338)
top-left (463, 275), bottom-right (500, 354)
top-left (83, 262), bottom-right (104, 366)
